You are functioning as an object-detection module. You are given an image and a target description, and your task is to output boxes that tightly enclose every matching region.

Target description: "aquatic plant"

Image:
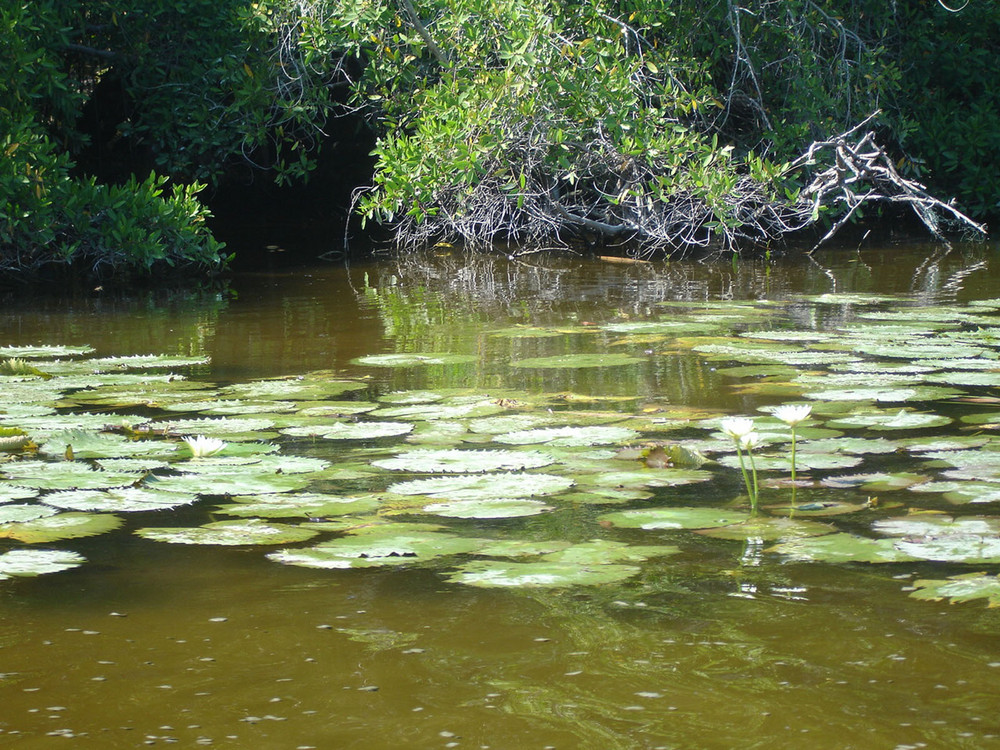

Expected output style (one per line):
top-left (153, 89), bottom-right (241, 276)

top-left (773, 403), bottom-right (813, 502)
top-left (182, 435), bottom-right (227, 458)
top-left (720, 417), bottom-right (761, 511)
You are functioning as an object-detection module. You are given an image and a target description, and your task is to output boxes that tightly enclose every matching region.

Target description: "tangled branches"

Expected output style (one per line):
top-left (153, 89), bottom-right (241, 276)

top-left (792, 117), bottom-right (987, 251)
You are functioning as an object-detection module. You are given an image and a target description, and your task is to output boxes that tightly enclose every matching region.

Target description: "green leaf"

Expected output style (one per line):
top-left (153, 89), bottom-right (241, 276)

top-left (372, 448), bottom-right (554, 473)
top-left (0, 549), bottom-right (86, 580)
top-left (136, 518), bottom-right (318, 546)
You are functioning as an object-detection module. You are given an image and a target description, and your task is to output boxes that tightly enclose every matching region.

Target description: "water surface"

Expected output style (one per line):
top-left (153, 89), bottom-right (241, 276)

top-left (2, 243), bottom-right (1000, 749)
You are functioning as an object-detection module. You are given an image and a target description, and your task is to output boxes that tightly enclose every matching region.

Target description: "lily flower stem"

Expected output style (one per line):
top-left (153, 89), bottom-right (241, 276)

top-left (789, 429), bottom-right (798, 510)
top-left (747, 448), bottom-right (759, 513)
top-left (735, 447), bottom-right (757, 513)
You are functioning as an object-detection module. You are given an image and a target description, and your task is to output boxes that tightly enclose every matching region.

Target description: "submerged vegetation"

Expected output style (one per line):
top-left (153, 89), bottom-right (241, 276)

top-left (4, 287), bottom-right (1000, 606)
top-left (2, 0), bottom-right (997, 279)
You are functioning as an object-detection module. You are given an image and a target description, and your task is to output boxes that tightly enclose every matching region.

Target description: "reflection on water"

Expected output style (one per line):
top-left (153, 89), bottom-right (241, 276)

top-left (2, 242), bottom-right (1000, 749)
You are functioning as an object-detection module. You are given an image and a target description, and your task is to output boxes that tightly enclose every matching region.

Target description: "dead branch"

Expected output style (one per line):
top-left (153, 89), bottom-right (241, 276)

top-left (793, 121), bottom-right (987, 252)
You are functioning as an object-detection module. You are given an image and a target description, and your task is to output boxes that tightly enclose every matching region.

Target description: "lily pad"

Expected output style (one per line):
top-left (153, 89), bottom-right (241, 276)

top-left (44, 488), bottom-right (198, 512)
top-left (136, 518), bottom-right (318, 546)
top-left (421, 498), bottom-right (552, 518)
top-left (495, 425), bottom-right (639, 447)
top-left (0, 511), bottom-right (122, 543)
top-left (281, 421), bottom-right (414, 440)
top-left (372, 449), bottom-right (553, 473)
top-left (0, 504), bottom-right (59, 523)
top-left (351, 353), bottom-right (478, 367)
top-left (825, 410), bottom-right (952, 431)
top-left (0, 549), bottom-right (86, 580)
top-left (769, 533), bottom-right (918, 563)
top-left (0, 461), bottom-right (138, 490)
top-left (598, 507), bottom-right (752, 530)
top-left (215, 493), bottom-right (381, 518)
top-left (388, 472), bottom-right (574, 500)
top-left (695, 516), bottom-right (835, 541)
top-left (89, 353), bottom-right (211, 370)
top-left (510, 353), bottom-right (645, 369)
top-left (445, 559), bottom-right (640, 588)
top-left (0, 345), bottom-right (95, 358)
top-left (909, 572), bottom-right (1000, 607)
top-left (147, 471), bottom-right (313, 496)
top-left (267, 530), bottom-right (486, 569)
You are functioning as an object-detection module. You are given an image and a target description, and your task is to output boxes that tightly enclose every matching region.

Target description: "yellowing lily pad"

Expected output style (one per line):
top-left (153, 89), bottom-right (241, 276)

top-left (0, 511), bottom-right (122, 543)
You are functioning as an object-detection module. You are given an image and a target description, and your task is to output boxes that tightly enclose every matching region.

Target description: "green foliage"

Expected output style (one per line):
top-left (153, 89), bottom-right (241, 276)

top-left (1, 0), bottom-right (998, 275)
top-left (0, 2), bottom-right (226, 280)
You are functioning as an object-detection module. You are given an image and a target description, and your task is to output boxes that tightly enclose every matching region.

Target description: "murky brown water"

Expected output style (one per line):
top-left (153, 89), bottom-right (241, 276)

top-left (2, 243), bottom-right (1000, 749)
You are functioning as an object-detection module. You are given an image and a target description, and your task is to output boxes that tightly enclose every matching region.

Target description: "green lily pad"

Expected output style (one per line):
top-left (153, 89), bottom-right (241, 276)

top-left (351, 353), bottom-right (478, 367)
top-left (0, 504), bottom-right (59, 523)
top-left (495, 425), bottom-right (639, 447)
top-left (598, 507), bottom-right (752, 530)
top-left (576, 469), bottom-right (713, 489)
top-left (510, 353), bottom-right (645, 369)
top-left (769, 533), bottom-right (918, 563)
top-left (873, 514), bottom-right (1000, 538)
top-left (0, 461), bottom-right (138, 490)
top-left (43, 488), bottom-right (198, 512)
top-left (716, 452), bottom-right (862, 471)
top-left (372, 400), bottom-right (504, 420)
top-left (825, 410), bottom-right (952, 431)
top-left (215, 492), bottom-right (381, 518)
top-left (372, 449), bottom-right (553, 474)
top-left (908, 481), bottom-right (1000, 505)
top-left (909, 572), bottom-right (1000, 607)
top-left (474, 539), bottom-right (573, 557)
top-left (696, 516), bottom-right (835, 540)
top-left (281, 421), bottom-right (414, 440)
top-left (895, 536), bottom-right (1000, 563)
top-left (445, 559), bottom-right (641, 588)
top-left (602, 321), bottom-right (719, 335)
top-left (388, 472), bottom-right (574, 500)
top-left (176, 454), bottom-right (331, 475)
top-left (147, 471), bottom-right (313, 496)
top-left (0, 511), bottom-right (122, 543)
top-left (136, 518), bottom-right (318, 546)
top-left (378, 390), bottom-right (445, 405)
top-left (267, 530), bottom-right (486, 568)
top-left (802, 386), bottom-right (961, 403)
top-left (821, 472), bottom-right (931, 491)
top-left (0, 486), bottom-right (39, 503)
top-left (544, 539), bottom-right (680, 565)
top-left (0, 345), bottom-right (95, 358)
top-left (39, 430), bottom-right (173, 459)
top-left (88, 353), bottom-right (211, 370)
top-left (422, 498), bottom-right (552, 518)
top-left (0, 549), bottom-right (86, 580)
top-left (221, 377), bottom-right (368, 400)
top-left (153, 416), bottom-right (278, 440)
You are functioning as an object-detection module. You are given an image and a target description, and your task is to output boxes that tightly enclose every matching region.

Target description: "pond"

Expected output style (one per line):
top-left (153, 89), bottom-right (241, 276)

top-left (2, 242), bottom-right (1000, 749)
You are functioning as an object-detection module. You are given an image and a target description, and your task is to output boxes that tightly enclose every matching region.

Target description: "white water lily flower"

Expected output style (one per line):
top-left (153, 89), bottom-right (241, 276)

top-left (182, 435), bottom-right (227, 458)
top-left (739, 432), bottom-right (764, 451)
top-left (773, 404), bottom-right (813, 427)
top-left (719, 417), bottom-right (755, 441)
